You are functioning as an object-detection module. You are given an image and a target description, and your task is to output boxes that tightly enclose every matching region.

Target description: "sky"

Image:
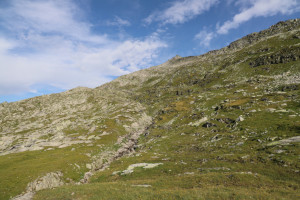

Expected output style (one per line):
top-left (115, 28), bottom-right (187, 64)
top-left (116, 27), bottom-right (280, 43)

top-left (0, 0), bottom-right (299, 103)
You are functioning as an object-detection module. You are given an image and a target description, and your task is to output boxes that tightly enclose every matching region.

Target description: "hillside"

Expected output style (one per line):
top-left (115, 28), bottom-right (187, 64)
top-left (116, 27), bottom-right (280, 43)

top-left (0, 19), bottom-right (299, 200)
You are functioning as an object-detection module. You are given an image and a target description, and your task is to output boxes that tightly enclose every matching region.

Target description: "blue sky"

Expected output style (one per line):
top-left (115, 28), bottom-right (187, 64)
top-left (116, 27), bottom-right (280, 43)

top-left (0, 0), bottom-right (299, 103)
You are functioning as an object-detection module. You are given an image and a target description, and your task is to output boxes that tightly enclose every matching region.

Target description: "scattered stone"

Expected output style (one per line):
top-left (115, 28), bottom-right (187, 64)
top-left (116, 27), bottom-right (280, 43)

top-left (236, 115), bottom-right (244, 122)
top-left (180, 161), bottom-right (187, 165)
top-left (276, 109), bottom-right (288, 113)
top-left (82, 172), bottom-right (93, 183)
top-left (188, 117), bottom-right (208, 126)
top-left (74, 163), bottom-right (80, 169)
top-left (237, 142), bottom-right (244, 146)
top-left (269, 137), bottom-right (278, 141)
top-left (184, 172), bottom-right (194, 175)
top-left (211, 134), bottom-right (222, 142)
top-left (78, 136), bottom-right (86, 140)
top-left (117, 163), bottom-right (163, 175)
top-left (112, 171), bottom-right (121, 175)
top-left (277, 91), bottom-right (286, 94)
top-left (216, 118), bottom-right (235, 124)
top-left (238, 171), bottom-right (257, 176)
top-left (86, 164), bottom-right (92, 170)
top-left (267, 136), bottom-right (300, 146)
top-left (58, 144), bottom-right (69, 148)
top-left (257, 139), bottom-right (262, 143)
top-left (87, 135), bottom-right (95, 140)
top-left (261, 97), bottom-right (268, 101)
top-left (202, 122), bottom-right (217, 128)
top-left (267, 108), bottom-right (276, 112)
top-left (275, 149), bottom-right (285, 154)
top-left (198, 167), bottom-right (230, 171)
top-left (131, 184), bottom-right (152, 188)
top-left (12, 192), bottom-right (34, 200)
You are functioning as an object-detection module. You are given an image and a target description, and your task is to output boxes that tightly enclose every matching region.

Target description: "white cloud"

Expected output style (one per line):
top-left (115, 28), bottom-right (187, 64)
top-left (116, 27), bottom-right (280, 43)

top-left (195, 30), bottom-right (215, 47)
top-left (217, 0), bottom-right (300, 34)
top-left (0, 0), bottom-right (105, 43)
top-left (145, 0), bottom-right (219, 25)
top-left (0, 0), bottom-right (167, 95)
top-left (107, 16), bottom-right (131, 27)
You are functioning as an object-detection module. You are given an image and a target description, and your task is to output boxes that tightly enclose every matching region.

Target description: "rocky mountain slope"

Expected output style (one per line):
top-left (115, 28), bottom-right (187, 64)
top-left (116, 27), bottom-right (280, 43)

top-left (0, 19), bottom-right (300, 200)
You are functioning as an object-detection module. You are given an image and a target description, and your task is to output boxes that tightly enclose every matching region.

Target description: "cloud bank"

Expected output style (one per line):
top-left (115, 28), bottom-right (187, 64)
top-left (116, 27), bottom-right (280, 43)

top-left (0, 0), bottom-right (166, 95)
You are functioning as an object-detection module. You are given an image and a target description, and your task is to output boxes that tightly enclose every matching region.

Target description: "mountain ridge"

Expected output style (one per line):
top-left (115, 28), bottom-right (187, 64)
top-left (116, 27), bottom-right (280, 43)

top-left (1, 19), bottom-right (299, 105)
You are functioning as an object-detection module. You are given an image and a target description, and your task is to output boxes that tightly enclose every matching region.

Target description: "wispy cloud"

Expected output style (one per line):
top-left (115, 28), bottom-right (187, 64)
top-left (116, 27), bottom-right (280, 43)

top-left (195, 29), bottom-right (215, 47)
top-left (107, 16), bottom-right (131, 27)
top-left (0, 0), bottom-right (167, 95)
top-left (145, 0), bottom-right (219, 25)
top-left (217, 0), bottom-right (300, 34)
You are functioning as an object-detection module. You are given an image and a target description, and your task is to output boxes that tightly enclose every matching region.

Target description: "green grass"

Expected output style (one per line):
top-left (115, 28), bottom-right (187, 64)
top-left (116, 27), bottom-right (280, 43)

top-left (0, 146), bottom-right (89, 200)
top-left (35, 175), bottom-right (299, 200)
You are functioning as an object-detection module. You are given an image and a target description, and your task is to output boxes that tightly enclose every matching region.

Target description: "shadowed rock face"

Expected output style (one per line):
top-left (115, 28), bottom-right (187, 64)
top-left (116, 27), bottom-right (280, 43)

top-left (249, 47), bottom-right (300, 67)
top-left (1, 19), bottom-right (300, 200)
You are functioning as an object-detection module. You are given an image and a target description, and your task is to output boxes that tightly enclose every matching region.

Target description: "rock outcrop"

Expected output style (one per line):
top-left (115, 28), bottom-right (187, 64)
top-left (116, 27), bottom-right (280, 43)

top-left (12, 172), bottom-right (64, 200)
